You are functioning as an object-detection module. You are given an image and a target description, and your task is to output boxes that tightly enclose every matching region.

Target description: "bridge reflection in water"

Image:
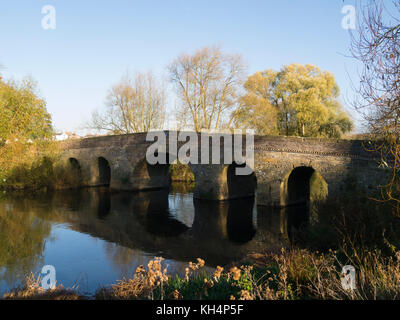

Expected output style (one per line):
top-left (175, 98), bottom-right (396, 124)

top-left (0, 182), bottom-right (308, 295)
top-left (54, 184), bottom-right (296, 262)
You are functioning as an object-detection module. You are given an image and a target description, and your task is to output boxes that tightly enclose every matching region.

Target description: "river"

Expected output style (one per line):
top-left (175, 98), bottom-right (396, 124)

top-left (0, 182), bottom-right (305, 296)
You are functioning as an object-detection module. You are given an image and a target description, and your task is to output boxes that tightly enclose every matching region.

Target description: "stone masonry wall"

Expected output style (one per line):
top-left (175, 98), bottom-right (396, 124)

top-left (61, 132), bottom-right (390, 207)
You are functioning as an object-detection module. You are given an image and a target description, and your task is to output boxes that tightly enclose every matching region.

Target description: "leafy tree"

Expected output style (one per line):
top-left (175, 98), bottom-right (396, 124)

top-left (235, 64), bottom-right (353, 138)
top-left (0, 77), bottom-right (53, 143)
top-left (233, 70), bottom-right (279, 135)
top-left (0, 74), bottom-right (57, 189)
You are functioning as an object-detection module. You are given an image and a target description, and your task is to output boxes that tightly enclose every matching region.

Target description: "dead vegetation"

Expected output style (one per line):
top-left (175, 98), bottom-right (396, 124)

top-left (2, 273), bottom-right (84, 300)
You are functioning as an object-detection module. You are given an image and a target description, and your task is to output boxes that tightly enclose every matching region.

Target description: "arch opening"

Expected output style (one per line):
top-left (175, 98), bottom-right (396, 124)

top-left (133, 154), bottom-right (195, 191)
top-left (285, 166), bottom-right (328, 239)
top-left (98, 157), bottom-right (111, 187)
top-left (287, 166), bottom-right (315, 206)
top-left (285, 166), bottom-right (315, 240)
top-left (227, 162), bottom-right (256, 199)
top-left (68, 158), bottom-right (82, 185)
top-left (69, 158), bottom-right (81, 171)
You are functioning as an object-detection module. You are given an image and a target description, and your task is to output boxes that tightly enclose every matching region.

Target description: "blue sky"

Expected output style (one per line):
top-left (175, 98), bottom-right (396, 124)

top-left (0, 0), bottom-right (361, 134)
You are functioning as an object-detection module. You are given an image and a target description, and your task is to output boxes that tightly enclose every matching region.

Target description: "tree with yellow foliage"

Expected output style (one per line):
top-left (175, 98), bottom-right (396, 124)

top-left (235, 64), bottom-right (353, 138)
top-left (0, 76), bottom-right (53, 144)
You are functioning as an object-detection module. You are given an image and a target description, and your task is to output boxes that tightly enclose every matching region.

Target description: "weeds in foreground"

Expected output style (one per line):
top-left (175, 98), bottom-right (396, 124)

top-left (2, 273), bottom-right (83, 300)
top-left (96, 248), bottom-right (400, 300)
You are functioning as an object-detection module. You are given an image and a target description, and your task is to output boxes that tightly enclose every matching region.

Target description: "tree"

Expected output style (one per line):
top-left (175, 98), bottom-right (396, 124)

top-left (233, 70), bottom-right (279, 135)
top-left (0, 77), bottom-right (53, 144)
top-left (350, 1), bottom-right (400, 208)
top-left (0, 74), bottom-right (57, 188)
top-left (89, 71), bottom-right (166, 134)
top-left (168, 46), bottom-right (246, 131)
top-left (235, 64), bottom-right (353, 138)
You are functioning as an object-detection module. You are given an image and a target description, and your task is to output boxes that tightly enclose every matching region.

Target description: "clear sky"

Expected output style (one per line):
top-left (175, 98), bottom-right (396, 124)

top-left (0, 0), bottom-right (362, 134)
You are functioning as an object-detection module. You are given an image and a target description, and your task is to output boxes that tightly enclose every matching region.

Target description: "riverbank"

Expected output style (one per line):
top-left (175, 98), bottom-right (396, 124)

top-left (3, 247), bottom-right (400, 300)
top-left (0, 140), bottom-right (82, 191)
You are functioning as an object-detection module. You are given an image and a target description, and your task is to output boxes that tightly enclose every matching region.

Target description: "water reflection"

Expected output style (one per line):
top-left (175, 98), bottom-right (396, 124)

top-left (285, 204), bottom-right (309, 242)
top-left (0, 201), bottom-right (50, 286)
top-left (0, 183), bottom-right (309, 295)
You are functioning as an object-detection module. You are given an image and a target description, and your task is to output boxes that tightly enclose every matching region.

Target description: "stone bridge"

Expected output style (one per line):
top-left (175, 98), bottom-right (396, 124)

top-left (61, 131), bottom-right (388, 207)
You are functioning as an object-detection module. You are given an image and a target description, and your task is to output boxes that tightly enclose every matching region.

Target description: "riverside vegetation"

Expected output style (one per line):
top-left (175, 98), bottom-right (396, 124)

top-left (0, 77), bottom-right (80, 191)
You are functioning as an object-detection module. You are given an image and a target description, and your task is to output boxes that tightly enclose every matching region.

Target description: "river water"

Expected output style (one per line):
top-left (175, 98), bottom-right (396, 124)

top-left (0, 182), bottom-right (303, 296)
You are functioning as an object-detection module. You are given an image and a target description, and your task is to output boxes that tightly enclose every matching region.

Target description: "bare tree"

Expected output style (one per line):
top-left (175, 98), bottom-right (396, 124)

top-left (351, 1), bottom-right (400, 208)
top-left (89, 71), bottom-right (166, 134)
top-left (168, 46), bottom-right (246, 131)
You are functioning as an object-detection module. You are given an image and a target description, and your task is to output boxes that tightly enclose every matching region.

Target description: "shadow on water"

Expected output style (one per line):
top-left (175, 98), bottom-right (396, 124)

top-left (136, 189), bottom-right (189, 237)
top-left (227, 199), bottom-right (257, 244)
top-left (0, 182), bottom-right (311, 294)
top-left (286, 204), bottom-right (309, 243)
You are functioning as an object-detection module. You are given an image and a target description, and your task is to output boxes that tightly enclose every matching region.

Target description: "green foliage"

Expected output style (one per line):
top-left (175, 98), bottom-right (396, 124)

top-left (169, 162), bottom-right (195, 183)
top-left (160, 273), bottom-right (239, 300)
top-left (0, 75), bottom-right (81, 190)
top-left (0, 77), bottom-right (52, 143)
top-left (235, 64), bottom-right (354, 138)
top-left (0, 74), bottom-right (81, 190)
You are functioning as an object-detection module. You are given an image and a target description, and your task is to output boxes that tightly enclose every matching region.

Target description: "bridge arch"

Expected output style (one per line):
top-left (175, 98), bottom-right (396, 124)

top-left (281, 166), bottom-right (328, 206)
top-left (68, 157), bottom-right (81, 173)
top-left (131, 154), bottom-right (196, 191)
top-left (98, 157), bottom-right (111, 187)
top-left (68, 157), bottom-right (83, 185)
top-left (280, 165), bottom-right (328, 230)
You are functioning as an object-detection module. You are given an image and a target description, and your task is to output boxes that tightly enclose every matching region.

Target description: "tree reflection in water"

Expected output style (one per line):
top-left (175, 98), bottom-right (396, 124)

top-left (0, 195), bottom-right (52, 287)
